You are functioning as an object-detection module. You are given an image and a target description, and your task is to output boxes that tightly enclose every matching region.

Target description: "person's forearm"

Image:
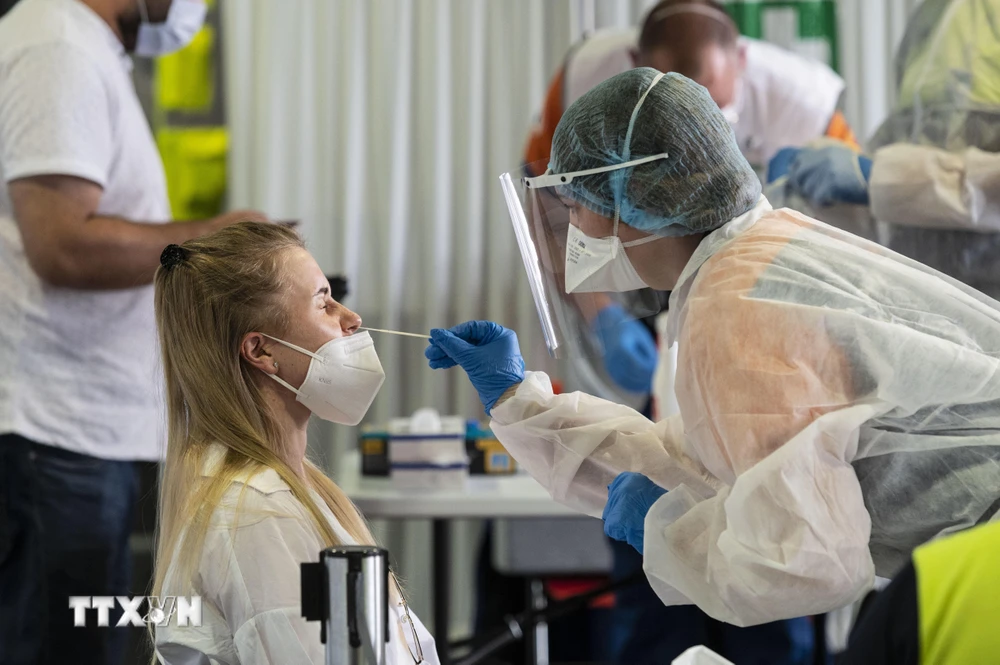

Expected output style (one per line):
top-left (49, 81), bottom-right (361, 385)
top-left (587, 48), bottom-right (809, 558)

top-left (43, 215), bottom-right (219, 290)
top-left (870, 144), bottom-right (1000, 232)
top-left (8, 174), bottom-right (250, 289)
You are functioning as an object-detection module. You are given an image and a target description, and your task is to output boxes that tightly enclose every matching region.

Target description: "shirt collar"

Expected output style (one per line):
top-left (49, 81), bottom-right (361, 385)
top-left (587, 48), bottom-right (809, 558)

top-left (63, 0), bottom-right (132, 70)
top-left (200, 443), bottom-right (292, 495)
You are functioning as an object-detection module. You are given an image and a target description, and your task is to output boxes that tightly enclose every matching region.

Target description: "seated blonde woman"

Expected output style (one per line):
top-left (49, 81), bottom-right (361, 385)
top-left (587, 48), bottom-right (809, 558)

top-left (150, 222), bottom-right (437, 664)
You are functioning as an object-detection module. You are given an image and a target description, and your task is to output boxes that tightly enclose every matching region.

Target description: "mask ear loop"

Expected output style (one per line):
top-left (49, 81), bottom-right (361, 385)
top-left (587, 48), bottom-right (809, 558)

top-left (267, 371), bottom-right (303, 397)
top-left (621, 234), bottom-right (662, 249)
top-left (257, 333), bottom-right (325, 397)
top-left (612, 72), bottom-right (667, 258)
top-left (260, 333), bottom-right (325, 363)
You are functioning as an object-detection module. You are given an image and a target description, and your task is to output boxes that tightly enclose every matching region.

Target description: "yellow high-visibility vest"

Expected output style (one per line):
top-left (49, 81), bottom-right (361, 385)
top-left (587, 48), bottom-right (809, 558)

top-left (913, 520), bottom-right (1000, 665)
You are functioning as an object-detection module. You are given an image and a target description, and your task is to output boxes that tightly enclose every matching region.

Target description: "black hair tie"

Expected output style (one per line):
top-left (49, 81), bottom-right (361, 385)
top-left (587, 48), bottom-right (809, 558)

top-left (160, 244), bottom-right (189, 269)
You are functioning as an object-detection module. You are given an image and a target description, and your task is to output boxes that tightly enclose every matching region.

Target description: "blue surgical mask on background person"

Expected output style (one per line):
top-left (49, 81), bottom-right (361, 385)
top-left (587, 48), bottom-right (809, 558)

top-left (135, 0), bottom-right (206, 58)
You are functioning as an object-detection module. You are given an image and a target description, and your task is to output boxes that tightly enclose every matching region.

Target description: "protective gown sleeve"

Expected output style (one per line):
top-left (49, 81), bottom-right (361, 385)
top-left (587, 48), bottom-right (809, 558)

top-left (869, 144), bottom-right (1000, 232)
top-left (641, 233), bottom-right (877, 626)
top-left (489, 371), bottom-right (722, 519)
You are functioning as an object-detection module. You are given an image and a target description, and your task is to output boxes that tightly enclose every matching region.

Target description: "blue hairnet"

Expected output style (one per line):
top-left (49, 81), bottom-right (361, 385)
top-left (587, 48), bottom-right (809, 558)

top-left (550, 68), bottom-right (761, 236)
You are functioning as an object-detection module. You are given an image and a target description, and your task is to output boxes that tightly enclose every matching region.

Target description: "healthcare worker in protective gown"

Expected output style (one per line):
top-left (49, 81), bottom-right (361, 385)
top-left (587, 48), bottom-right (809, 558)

top-left (771, 0), bottom-right (1000, 298)
top-left (426, 67), bottom-right (1000, 627)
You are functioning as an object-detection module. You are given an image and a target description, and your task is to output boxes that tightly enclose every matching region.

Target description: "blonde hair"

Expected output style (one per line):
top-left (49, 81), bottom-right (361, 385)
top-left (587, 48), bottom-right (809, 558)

top-left (149, 222), bottom-right (380, 655)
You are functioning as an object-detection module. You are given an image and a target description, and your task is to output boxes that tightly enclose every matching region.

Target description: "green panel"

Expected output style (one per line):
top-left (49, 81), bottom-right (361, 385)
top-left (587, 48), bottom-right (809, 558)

top-left (725, 3), bottom-right (764, 38)
top-left (724, 1), bottom-right (839, 72)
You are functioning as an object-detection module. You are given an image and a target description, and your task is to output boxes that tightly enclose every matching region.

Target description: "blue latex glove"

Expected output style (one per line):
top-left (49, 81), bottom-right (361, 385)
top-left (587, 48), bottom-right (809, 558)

top-left (602, 472), bottom-right (668, 554)
top-left (766, 146), bottom-right (802, 183)
top-left (592, 304), bottom-right (657, 394)
top-left (787, 144), bottom-right (873, 207)
top-left (425, 321), bottom-right (525, 415)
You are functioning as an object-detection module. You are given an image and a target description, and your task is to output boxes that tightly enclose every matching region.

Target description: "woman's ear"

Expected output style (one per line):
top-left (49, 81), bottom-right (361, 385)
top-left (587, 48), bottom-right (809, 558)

top-left (241, 332), bottom-right (276, 375)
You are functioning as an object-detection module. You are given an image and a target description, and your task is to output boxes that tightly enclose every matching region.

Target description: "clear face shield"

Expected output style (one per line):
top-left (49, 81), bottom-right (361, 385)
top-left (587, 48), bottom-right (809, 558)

top-left (500, 156), bottom-right (669, 360)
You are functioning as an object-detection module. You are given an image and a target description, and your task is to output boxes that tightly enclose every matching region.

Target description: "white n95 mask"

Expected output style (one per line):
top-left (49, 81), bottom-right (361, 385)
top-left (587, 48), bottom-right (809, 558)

top-left (261, 331), bottom-right (385, 426)
top-left (135, 0), bottom-right (207, 57)
top-left (565, 223), bottom-right (659, 293)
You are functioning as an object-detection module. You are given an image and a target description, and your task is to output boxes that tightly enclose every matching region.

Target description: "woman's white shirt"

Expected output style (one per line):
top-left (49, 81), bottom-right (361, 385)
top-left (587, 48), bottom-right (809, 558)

top-left (155, 444), bottom-right (438, 665)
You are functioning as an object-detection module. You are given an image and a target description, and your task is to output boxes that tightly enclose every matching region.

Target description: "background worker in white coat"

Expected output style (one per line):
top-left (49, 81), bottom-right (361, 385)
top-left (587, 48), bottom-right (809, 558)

top-left (524, 0), bottom-right (857, 179)
top-left (770, 0), bottom-right (1000, 298)
top-left (0, 1), bottom-right (267, 663)
top-left (517, 1), bottom-right (856, 661)
top-left (428, 68), bottom-right (1000, 633)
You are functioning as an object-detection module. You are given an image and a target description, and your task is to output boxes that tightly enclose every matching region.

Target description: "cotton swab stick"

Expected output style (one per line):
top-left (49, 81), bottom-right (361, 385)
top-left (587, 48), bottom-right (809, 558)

top-left (360, 327), bottom-right (430, 340)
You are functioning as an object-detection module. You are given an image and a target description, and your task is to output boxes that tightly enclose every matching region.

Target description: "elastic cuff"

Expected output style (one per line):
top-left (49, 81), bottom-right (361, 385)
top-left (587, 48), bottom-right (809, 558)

top-left (487, 382), bottom-right (523, 415)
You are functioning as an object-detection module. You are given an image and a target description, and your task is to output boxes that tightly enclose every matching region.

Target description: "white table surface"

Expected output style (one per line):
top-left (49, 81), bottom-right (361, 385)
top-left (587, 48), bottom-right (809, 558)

top-left (337, 451), bottom-right (576, 519)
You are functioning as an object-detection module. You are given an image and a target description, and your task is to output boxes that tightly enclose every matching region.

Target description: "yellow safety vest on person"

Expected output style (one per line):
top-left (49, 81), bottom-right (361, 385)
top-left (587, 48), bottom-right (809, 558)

top-left (913, 521), bottom-right (1000, 665)
top-left (838, 520), bottom-right (1000, 664)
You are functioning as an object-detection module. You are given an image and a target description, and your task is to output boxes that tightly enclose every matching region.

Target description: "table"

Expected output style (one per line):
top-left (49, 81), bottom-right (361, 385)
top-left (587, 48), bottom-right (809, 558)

top-left (338, 451), bottom-right (577, 518)
top-left (338, 451), bottom-right (578, 664)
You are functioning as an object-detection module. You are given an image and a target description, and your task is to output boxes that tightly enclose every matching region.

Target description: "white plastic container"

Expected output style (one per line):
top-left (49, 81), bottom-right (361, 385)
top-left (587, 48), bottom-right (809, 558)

top-left (389, 408), bottom-right (469, 489)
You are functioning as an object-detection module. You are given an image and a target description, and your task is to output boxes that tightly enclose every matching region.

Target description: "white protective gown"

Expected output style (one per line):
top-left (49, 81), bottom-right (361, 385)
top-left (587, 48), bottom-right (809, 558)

top-left (490, 196), bottom-right (1000, 627)
top-left (155, 444), bottom-right (438, 665)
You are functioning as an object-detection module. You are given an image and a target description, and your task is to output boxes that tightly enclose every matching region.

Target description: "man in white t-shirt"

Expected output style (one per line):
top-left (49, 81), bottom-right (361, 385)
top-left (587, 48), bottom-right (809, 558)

top-left (0, 1), bottom-right (267, 663)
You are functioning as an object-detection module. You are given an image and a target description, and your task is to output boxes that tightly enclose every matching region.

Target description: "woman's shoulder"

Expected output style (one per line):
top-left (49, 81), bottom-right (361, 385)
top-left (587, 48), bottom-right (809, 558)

top-left (198, 445), bottom-right (313, 525)
top-left (194, 445), bottom-right (359, 561)
top-left (208, 474), bottom-right (355, 544)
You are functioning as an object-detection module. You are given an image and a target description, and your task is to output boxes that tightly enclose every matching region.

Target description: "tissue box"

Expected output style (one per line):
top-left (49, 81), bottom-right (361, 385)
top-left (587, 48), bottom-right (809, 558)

top-left (389, 409), bottom-right (469, 489)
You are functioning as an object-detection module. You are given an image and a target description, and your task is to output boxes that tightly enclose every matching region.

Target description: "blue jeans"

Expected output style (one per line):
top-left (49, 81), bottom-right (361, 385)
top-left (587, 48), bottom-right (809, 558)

top-left (0, 434), bottom-right (139, 665)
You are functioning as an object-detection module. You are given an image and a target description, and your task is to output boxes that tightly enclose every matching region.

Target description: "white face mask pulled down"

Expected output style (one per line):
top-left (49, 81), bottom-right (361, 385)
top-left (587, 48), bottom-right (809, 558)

top-left (261, 331), bottom-right (385, 426)
top-left (135, 0), bottom-right (207, 57)
top-left (524, 72), bottom-right (671, 294)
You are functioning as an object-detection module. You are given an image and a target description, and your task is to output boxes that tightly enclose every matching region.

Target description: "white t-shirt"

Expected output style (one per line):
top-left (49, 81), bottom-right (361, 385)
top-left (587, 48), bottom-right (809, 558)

top-left (562, 28), bottom-right (846, 168)
top-left (156, 445), bottom-right (440, 665)
top-left (0, 0), bottom-right (170, 461)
